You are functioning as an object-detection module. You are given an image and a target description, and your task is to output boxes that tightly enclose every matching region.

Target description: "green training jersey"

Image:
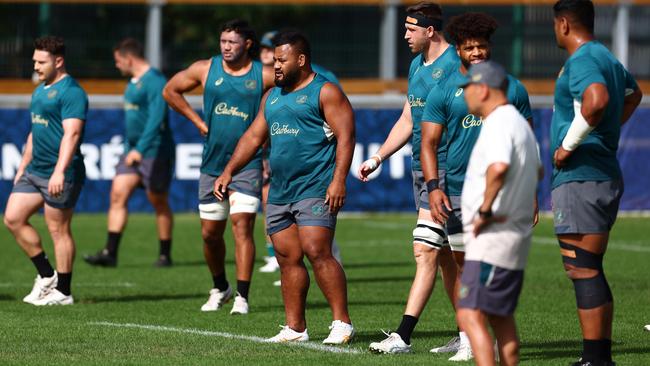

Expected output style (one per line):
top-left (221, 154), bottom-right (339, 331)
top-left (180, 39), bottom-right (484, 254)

top-left (124, 68), bottom-right (174, 159)
top-left (408, 46), bottom-right (460, 172)
top-left (27, 75), bottom-right (87, 182)
top-left (551, 41), bottom-right (638, 189)
top-left (264, 74), bottom-right (337, 204)
top-left (422, 69), bottom-right (532, 196)
top-left (202, 56), bottom-right (263, 176)
top-left (312, 63), bottom-right (340, 86)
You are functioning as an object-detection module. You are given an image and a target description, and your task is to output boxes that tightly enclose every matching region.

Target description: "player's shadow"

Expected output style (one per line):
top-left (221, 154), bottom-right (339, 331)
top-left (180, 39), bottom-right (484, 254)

top-left (254, 299), bottom-right (407, 313)
top-left (521, 340), bottom-right (650, 360)
top-left (342, 261), bottom-right (413, 269)
top-left (0, 294), bottom-right (15, 301)
top-left (81, 293), bottom-right (205, 303)
top-left (347, 276), bottom-right (413, 284)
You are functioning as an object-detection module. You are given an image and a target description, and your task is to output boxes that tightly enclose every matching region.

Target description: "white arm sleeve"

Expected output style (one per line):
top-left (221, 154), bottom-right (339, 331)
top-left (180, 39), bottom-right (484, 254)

top-left (561, 99), bottom-right (595, 152)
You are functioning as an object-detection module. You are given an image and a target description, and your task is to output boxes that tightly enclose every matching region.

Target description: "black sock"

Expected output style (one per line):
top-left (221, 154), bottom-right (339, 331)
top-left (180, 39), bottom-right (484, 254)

top-left (106, 232), bottom-right (122, 257)
top-left (212, 272), bottom-right (228, 292)
top-left (159, 239), bottom-right (171, 257)
top-left (396, 315), bottom-right (418, 344)
top-left (30, 252), bottom-right (55, 278)
top-left (56, 272), bottom-right (72, 296)
top-left (237, 280), bottom-right (251, 300)
top-left (601, 339), bottom-right (612, 362)
top-left (582, 339), bottom-right (601, 362)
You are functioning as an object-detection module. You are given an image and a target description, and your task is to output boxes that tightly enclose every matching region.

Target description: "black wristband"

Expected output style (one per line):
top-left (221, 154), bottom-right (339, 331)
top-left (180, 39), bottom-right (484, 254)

top-left (426, 179), bottom-right (439, 193)
top-left (478, 208), bottom-right (493, 219)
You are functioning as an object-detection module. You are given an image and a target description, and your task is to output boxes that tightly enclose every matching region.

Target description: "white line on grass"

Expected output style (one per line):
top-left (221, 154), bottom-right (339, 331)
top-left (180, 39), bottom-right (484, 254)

top-left (88, 321), bottom-right (362, 354)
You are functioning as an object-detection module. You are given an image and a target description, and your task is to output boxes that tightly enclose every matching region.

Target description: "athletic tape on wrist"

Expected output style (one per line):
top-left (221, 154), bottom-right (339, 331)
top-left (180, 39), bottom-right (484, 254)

top-left (561, 99), bottom-right (595, 151)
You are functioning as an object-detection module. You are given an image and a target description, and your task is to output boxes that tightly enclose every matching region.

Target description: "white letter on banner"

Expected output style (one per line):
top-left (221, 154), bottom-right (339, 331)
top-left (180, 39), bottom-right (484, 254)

top-left (176, 143), bottom-right (202, 180)
top-left (101, 135), bottom-right (124, 179)
top-left (2, 144), bottom-right (22, 180)
top-left (389, 144), bottom-right (411, 179)
top-left (80, 144), bottom-right (100, 180)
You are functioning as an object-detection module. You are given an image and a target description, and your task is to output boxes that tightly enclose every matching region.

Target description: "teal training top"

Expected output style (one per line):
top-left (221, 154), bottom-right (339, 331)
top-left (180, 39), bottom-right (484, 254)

top-left (422, 69), bottom-right (532, 196)
top-left (264, 74), bottom-right (337, 204)
top-left (202, 56), bottom-right (264, 176)
top-left (27, 75), bottom-right (87, 182)
top-left (407, 46), bottom-right (460, 172)
top-left (551, 41), bottom-right (638, 189)
top-left (124, 68), bottom-right (174, 159)
top-left (312, 63), bottom-right (340, 86)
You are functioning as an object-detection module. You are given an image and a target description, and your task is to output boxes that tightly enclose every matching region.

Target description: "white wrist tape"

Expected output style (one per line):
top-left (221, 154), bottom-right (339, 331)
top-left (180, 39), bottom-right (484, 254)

top-left (561, 99), bottom-right (595, 152)
top-left (364, 154), bottom-right (383, 170)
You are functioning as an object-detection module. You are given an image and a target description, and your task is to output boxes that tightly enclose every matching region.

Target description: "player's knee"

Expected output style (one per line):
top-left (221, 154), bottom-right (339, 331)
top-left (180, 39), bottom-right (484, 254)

top-left (148, 193), bottom-right (170, 213)
top-left (110, 189), bottom-right (129, 207)
top-left (413, 243), bottom-right (438, 266)
top-left (412, 219), bottom-right (446, 249)
top-left (559, 240), bottom-right (613, 309)
top-left (3, 214), bottom-right (20, 231)
top-left (230, 217), bottom-right (253, 240)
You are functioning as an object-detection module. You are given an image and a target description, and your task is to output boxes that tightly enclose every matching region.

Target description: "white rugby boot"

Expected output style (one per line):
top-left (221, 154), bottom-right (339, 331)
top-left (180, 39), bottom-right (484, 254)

top-left (229, 294), bottom-right (249, 315)
top-left (430, 336), bottom-right (461, 353)
top-left (32, 288), bottom-right (73, 306)
top-left (369, 331), bottom-right (411, 354)
top-left (266, 325), bottom-right (309, 343)
top-left (259, 256), bottom-right (280, 273)
top-left (23, 272), bottom-right (58, 305)
top-left (322, 320), bottom-right (355, 345)
top-left (200, 286), bottom-right (233, 311)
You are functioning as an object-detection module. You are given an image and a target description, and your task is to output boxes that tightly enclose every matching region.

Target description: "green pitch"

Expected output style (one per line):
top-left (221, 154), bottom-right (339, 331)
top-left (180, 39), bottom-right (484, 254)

top-left (1, 213), bottom-right (648, 365)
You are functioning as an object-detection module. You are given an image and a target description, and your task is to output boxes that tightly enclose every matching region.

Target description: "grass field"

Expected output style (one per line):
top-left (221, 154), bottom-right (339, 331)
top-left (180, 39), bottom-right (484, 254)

top-left (1, 213), bottom-right (649, 365)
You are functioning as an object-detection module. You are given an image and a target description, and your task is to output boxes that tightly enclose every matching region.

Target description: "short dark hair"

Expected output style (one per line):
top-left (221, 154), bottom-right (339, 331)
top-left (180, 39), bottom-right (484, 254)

top-left (221, 19), bottom-right (259, 59)
top-left (553, 0), bottom-right (595, 33)
top-left (34, 36), bottom-right (65, 57)
top-left (113, 38), bottom-right (144, 58)
top-left (445, 12), bottom-right (499, 46)
top-left (273, 30), bottom-right (311, 61)
top-left (406, 2), bottom-right (443, 23)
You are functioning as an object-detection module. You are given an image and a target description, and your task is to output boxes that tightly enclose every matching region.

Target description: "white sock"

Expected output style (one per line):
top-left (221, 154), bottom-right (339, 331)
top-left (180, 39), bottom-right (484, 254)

top-left (459, 331), bottom-right (470, 346)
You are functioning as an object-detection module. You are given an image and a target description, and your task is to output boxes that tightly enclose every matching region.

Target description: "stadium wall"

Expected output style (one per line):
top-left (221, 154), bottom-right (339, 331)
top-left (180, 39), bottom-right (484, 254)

top-left (0, 98), bottom-right (648, 213)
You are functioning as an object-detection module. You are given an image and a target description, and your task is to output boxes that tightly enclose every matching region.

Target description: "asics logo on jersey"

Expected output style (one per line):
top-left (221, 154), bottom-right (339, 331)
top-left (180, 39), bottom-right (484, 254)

top-left (461, 114), bottom-right (483, 129)
top-left (408, 94), bottom-right (425, 108)
top-left (270, 97), bottom-right (279, 105)
top-left (215, 77), bottom-right (224, 86)
top-left (270, 122), bottom-right (300, 137)
top-left (455, 89), bottom-right (463, 97)
top-left (31, 113), bottom-right (49, 127)
top-left (214, 102), bottom-right (249, 121)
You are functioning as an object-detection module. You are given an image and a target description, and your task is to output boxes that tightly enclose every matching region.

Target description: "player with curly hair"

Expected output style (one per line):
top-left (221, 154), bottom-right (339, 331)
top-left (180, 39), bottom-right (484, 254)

top-left (420, 12), bottom-right (534, 361)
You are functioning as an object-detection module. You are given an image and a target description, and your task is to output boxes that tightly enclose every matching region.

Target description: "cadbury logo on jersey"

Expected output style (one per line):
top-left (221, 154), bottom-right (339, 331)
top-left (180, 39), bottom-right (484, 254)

top-left (461, 114), bottom-right (483, 129)
top-left (408, 94), bottom-right (425, 108)
top-left (214, 102), bottom-right (249, 121)
top-left (31, 113), bottom-right (49, 127)
top-left (270, 122), bottom-right (300, 137)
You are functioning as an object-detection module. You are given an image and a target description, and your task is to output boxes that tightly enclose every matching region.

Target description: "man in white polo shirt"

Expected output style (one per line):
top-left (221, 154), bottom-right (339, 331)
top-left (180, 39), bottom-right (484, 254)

top-left (456, 61), bottom-right (541, 366)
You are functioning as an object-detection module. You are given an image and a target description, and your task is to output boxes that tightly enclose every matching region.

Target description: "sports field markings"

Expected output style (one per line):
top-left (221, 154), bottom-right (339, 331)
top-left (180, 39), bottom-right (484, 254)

top-left (88, 321), bottom-right (362, 354)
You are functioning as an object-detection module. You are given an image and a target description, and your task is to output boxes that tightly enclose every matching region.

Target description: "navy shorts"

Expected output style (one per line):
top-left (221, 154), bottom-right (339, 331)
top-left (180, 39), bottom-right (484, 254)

top-left (458, 260), bottom-right (524, 317)
top-left (551, 180), bottom-right (623, 235)
top-left (12, 171), bottom-right (84, 209)
top-left (115, 155), bottom-right (173, 193)
top-left (266, 197), bottom-right (337, 235)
